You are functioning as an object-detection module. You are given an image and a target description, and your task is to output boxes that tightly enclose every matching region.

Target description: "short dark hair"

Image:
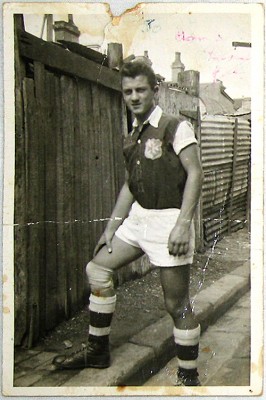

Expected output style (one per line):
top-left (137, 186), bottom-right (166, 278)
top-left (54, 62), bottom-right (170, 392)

top-left (120, 61), bottom-right (157, 89)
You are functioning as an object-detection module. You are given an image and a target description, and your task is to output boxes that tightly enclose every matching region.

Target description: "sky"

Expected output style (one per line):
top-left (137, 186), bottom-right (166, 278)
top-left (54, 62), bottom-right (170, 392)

top-left (24, 3), bottom-right (252, 99)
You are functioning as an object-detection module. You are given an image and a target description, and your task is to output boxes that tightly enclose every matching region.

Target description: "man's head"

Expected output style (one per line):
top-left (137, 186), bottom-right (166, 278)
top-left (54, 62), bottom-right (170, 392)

top-left (120, 61), bottom-right (157, 89)
top-left (120, 61), bottom-right (159, 122)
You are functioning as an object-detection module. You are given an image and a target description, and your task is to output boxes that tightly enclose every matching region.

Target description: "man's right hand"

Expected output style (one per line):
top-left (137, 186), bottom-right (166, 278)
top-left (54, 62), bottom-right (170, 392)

top-left (93, 181), bottom-right (134, 258)
top-left (93, 230), bottom-right (114, 257)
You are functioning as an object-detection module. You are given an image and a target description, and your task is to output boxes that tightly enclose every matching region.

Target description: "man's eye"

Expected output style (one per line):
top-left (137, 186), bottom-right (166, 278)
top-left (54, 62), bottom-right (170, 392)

top-left (123, 90), bottom-right (132, 95)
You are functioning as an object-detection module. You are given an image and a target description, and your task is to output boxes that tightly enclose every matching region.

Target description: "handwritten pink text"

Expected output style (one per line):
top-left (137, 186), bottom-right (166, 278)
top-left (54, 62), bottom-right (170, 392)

top-left (175, 31), bottom-right (207, 42)
top-left (206, 50), bottom-right (250, 62)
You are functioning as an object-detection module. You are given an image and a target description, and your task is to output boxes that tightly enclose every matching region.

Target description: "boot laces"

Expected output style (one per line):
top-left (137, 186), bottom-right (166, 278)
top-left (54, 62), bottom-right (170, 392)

top-left (68, 343), bottom-right (87, 357)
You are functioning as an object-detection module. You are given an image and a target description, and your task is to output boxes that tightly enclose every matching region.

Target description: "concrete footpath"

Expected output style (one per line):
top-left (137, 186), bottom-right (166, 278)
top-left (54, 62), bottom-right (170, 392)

top-left (144, 292), bottom-right (250, 386)
top-left (14, 259), bottom-right (250, 388)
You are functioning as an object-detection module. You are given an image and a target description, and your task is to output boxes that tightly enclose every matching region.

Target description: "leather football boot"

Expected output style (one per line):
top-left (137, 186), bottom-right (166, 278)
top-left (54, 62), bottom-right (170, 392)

top-left (176, 370), bottom-right (201, 386)
top-left (52, 338), bottom-right (110, 370)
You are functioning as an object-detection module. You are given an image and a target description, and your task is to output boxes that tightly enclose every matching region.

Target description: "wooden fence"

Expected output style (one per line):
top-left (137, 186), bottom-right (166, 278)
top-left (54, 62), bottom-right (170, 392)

top-left (14, 19), bottom-right (127, 345)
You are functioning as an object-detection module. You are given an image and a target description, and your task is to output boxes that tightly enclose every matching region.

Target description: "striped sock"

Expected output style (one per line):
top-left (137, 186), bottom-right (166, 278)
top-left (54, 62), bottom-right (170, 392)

top-left (173, 325), bottom-right (201, 377)
top-left (88, 294), bottom-right (116, 344)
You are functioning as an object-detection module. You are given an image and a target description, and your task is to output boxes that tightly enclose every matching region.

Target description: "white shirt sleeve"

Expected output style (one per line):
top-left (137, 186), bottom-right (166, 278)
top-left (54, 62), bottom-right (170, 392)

top-left (172, 120), bottom-right (198, 155)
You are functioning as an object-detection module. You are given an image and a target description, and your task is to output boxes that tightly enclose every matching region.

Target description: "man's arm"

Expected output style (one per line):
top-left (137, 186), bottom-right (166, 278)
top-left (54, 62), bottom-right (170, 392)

top-left (94, 181), bottom-right (134, 255)
top-left (168, 144), bottom-right (204, 256)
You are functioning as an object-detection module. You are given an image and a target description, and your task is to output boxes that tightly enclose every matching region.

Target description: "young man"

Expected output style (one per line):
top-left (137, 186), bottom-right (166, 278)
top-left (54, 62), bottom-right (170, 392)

top-left (53, 61), bottom-right (204, 386)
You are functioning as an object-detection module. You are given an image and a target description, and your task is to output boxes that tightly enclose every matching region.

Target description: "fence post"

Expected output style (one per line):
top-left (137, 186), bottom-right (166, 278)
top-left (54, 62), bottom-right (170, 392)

top-left (228, 118), bottom-right (238, 234)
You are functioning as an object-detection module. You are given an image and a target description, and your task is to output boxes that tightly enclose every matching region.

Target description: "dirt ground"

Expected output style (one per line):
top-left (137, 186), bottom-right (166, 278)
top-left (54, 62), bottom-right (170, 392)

top-left (36, 227), bottom-right (250, 354)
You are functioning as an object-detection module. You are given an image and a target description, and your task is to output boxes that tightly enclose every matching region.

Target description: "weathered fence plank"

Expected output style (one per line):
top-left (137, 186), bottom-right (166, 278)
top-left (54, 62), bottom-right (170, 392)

top-left (23, 76), bottom-right (41, 345)
top-left (55, 76), bottom-right (69, 321)
top-left (34, 62), bottom-right (47, 336)
top-left (90, 83), bottom-right (104, 240)
top-left (72, 79), bottom-right (87, 307)
top-left (14, 17), bottom-right (28, 345)
top-left (77, 79), bottom-right (92, 263)
top-left (44, 70), bottom-right (58, 330)
top-left (110, 92), bottom-right (126, 194)
top-left (60, 75), bottom-right (79, 315)
top-left (18, 30), bottom-right (121, 92)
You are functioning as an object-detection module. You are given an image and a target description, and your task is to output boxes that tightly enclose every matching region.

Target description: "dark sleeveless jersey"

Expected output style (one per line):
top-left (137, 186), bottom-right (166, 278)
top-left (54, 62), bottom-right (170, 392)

top-left (123, 113), bottom-right (188, 209)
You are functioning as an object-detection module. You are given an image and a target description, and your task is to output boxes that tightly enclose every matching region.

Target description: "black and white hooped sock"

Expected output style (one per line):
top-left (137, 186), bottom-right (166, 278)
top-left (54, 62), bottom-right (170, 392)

top-left (88, 294), bottom-right (116, 342)
top-left (173, 324), bottom-right (201, 377)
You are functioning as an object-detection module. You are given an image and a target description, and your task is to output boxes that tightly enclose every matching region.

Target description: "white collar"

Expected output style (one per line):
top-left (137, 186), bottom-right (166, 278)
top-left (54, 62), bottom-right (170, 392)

top-left (132, 105), bottom-right (163, 129)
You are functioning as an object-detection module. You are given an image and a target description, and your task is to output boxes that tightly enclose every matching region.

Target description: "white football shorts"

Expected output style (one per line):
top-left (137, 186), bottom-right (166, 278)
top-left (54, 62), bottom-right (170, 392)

top-left (115, 201), bottom-right (195, 267)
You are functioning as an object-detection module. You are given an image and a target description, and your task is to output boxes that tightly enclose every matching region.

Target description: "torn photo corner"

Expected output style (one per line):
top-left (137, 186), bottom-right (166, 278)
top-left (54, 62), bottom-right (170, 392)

top-left (2, 1), bottom-right (264, 397)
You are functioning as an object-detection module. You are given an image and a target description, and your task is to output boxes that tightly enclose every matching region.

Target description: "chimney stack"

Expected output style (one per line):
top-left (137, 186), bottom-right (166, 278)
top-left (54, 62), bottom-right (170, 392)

top-left (171, 52), bottom-right (185, 83)
top-left (54, 15), bottom-right (80, 43)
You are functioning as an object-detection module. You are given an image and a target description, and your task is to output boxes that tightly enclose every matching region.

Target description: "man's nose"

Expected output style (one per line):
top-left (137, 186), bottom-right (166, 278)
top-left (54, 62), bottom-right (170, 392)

top-left (131, 90), bottom-right (139, 101)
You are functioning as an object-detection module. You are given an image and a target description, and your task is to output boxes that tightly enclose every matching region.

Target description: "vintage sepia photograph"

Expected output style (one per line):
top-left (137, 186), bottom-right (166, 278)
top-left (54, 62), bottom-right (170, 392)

top-left (2, 1), bottom-right (264, 396)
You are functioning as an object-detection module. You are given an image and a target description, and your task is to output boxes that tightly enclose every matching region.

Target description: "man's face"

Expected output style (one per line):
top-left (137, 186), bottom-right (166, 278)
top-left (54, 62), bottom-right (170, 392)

top-left (122, 75), bottom-right (157, 119)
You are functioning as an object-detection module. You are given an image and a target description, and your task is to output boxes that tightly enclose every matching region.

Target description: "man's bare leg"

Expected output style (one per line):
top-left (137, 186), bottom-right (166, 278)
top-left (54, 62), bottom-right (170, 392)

top-left (160, 265), bottom-right (201, 386)
top-left (53, 236), bottom-right (144, 369)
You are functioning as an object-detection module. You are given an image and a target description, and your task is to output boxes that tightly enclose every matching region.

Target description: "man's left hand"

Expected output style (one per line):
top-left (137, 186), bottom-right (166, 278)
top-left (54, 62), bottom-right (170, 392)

top-left (168, 224), bottom-right (190, 256)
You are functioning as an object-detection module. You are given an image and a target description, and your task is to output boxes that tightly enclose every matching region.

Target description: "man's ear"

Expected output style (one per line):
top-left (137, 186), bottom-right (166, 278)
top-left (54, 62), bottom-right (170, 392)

top-left (154, 85), bottom-right (159, 99)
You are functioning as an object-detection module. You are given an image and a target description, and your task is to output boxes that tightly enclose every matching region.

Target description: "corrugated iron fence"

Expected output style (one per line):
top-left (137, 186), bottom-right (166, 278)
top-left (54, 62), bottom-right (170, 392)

top-left (14, 22), bottom-right (126, 345)
top-left (200, 115), bottom-right (251, 245)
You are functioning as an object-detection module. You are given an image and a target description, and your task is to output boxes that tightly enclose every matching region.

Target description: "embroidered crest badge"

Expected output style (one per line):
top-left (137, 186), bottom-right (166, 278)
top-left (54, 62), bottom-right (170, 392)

top-left (144, 138), bottom-right (163, 160)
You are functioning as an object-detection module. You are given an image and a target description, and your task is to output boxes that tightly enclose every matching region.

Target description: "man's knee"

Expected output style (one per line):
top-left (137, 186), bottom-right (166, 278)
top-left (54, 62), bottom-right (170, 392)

top-left (86, 261), bottom-right (114, 296)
